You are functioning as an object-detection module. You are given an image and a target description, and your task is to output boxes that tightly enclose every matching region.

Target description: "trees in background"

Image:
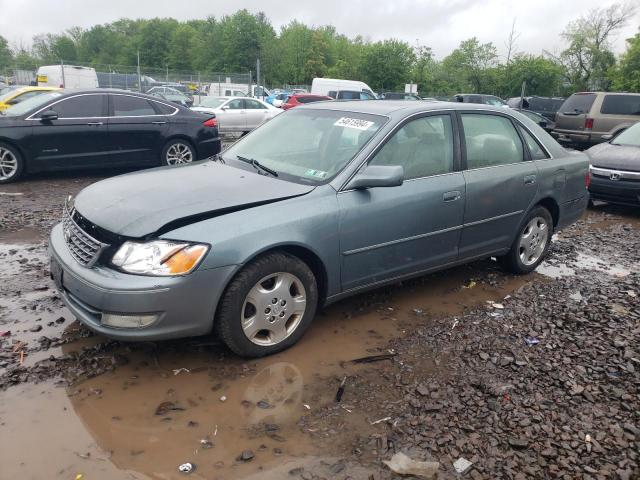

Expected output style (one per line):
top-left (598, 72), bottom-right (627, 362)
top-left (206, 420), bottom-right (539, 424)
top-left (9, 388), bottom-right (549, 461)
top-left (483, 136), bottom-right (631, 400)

top-left (2, 3), bottom-right (638, 96)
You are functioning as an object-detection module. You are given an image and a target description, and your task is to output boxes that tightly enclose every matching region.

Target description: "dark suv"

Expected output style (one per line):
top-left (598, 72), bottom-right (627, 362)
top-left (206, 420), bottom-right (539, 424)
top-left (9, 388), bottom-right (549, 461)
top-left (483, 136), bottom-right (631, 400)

top-left (507, 96), bottom-right (565, 120)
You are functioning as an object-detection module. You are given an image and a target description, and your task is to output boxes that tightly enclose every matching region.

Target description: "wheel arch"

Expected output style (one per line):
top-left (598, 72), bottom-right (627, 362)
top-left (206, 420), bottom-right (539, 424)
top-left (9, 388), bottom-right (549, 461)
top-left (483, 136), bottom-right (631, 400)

top-left (0, 137), bottom-right (28, 169)
top-left (535, 197), bottom-right (560, 229)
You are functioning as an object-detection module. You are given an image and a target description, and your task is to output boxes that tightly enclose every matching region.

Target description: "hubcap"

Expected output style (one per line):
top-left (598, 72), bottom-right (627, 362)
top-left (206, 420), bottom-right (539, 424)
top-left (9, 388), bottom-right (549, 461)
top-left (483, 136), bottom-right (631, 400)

top-left (0, 147), bottom-right (18, 180)
top-left (166, 143), bottom-right (193, 165)
top-left (241, 272), bottom-right (307, 346)
top-left (518, 216), bottom-right (549, 266)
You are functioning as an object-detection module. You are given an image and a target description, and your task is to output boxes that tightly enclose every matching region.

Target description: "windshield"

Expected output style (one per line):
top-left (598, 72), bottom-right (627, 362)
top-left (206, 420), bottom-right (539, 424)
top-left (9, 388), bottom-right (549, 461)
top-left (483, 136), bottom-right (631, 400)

top-left (199, 97), bottom-right (227, 109)
top-left (223, 108), bottom-right (386, 184)
top-left (611, 122), bottom-right (640, 147)
top-left (2, 91), bottom-right (63, 117)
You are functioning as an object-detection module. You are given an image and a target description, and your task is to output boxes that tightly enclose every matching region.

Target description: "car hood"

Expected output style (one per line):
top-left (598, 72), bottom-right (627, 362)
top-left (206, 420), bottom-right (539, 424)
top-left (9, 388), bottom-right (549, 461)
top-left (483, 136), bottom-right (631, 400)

top-left (587, 143), bottom-right (640, 172)
top-left (74, 162), bottom-right (316, 238)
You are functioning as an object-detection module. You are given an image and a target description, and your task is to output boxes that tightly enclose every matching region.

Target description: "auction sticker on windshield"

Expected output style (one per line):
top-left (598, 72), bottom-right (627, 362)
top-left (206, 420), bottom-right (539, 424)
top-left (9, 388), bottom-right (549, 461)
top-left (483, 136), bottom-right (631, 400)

top-left (304, 169), bottom-right (327, 179)
top-left (334, 117), bottom-right (374, 130)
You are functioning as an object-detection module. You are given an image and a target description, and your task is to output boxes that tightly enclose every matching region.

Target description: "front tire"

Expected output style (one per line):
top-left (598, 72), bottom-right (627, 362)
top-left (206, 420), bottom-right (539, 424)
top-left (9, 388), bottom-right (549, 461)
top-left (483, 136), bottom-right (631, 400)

top-left (0, 142), bottom-right (24, 184)
top-left (161, 139), bottom-right (195, 166)
top-left (215, 252), bottom-right (318, 357)
top-left (500, 206), bottom-right (553, 274)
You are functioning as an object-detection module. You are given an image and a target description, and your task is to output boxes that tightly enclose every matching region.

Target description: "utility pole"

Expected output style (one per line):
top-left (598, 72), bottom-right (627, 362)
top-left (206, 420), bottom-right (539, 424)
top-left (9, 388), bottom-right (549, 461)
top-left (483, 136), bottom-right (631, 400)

top-left (60, 59), bottom-right (66, 88)
top-left (166, 64), bottom-right (169, 83)
top-left (137, 50), bottom-right (142, 92)
top-left (256, 58), bottom-right (261, 99)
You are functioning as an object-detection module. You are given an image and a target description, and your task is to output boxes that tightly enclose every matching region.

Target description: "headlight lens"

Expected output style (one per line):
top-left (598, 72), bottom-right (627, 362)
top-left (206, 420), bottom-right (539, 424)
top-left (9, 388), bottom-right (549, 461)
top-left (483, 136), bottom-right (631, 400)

top-left (111, 240), bottom-right (209, 276)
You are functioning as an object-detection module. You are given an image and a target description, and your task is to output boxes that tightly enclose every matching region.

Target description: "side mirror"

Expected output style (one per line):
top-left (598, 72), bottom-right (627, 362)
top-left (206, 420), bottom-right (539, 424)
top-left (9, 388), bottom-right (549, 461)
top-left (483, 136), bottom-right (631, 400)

top-left (221, 105), bottom-right (229, 111)
top-left (346, 165), bottom-right (404, 190)
top-left (40, 109), bottom-right (58, 122)
top-left (601, 133), bottom-right (613, 141)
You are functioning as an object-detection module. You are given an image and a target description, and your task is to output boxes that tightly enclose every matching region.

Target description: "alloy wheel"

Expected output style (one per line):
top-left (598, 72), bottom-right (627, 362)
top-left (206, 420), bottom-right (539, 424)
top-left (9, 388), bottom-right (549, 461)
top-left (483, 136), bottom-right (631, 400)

top-left (518, 216), bottom-right (549, 266)
top-left (241, 272), bottom-right (307, 346)
top-left (0, 147), bottom-right (18, 181)
top-left (166, 143), bottom-right (193, 165)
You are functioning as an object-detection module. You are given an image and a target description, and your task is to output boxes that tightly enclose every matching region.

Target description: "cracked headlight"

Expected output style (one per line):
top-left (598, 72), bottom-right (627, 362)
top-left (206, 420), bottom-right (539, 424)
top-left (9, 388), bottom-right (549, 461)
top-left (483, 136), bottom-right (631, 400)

top-left (111, 240), bottom-right (209, 276)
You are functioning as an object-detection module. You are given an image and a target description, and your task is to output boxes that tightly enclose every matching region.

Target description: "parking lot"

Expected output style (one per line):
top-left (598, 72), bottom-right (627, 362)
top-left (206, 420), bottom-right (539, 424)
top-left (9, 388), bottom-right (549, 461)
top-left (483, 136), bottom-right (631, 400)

top-left (0, 167), bottom-right (638, 479)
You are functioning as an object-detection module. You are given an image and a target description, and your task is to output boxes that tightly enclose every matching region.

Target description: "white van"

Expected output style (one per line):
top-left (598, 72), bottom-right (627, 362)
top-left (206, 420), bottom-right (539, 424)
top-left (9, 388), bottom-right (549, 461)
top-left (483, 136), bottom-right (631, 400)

top-left (37, 65), bottom-right (99, 89)
top-left (311, 78), bottom-right (377, 99)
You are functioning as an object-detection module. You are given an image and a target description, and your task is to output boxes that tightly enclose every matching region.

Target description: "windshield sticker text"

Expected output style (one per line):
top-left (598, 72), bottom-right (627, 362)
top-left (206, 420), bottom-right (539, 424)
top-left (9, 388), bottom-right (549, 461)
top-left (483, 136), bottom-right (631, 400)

top-left (334, 117), bottom-right (374, 130)
top-left (304, 169), bottom-right (327, 179)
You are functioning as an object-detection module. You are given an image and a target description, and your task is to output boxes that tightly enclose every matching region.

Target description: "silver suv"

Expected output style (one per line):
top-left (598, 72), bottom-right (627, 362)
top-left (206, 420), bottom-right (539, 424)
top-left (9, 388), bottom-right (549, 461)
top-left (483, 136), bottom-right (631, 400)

top-left (553, 92), bottom-right (640, 148)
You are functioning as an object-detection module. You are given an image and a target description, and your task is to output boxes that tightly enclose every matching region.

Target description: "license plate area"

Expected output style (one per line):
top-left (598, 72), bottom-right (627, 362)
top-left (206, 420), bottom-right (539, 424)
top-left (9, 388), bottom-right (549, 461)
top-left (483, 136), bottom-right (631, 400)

top-left (50, 258), bottom-right (63, 291)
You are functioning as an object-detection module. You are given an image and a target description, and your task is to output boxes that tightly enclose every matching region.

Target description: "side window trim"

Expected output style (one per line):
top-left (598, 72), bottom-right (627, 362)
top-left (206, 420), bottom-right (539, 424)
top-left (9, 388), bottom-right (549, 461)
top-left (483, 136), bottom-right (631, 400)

top-left (366, 111), bottom-right (460, 180)
top-left (457, 110), bottom-right (529, 171)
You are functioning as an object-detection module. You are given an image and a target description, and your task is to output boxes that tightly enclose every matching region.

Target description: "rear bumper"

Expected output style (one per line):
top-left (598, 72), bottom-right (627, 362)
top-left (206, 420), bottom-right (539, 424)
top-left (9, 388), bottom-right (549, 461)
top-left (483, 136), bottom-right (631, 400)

top-left (552, 129), bottom-right (609, 147)
top-left (49, 223), bottom-right (237, 341)
top-left (195, 135), bottom-right (221, 159)
top-left (589, 176), bottom-right (640, 206)
top-left (557, 194), bottom-right (589, 230)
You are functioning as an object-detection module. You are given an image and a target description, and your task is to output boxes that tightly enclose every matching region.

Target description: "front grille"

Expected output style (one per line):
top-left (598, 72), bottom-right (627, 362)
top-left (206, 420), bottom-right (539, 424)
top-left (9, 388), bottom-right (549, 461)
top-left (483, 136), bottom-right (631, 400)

top-left (62, 201), bottom-right (106, 267)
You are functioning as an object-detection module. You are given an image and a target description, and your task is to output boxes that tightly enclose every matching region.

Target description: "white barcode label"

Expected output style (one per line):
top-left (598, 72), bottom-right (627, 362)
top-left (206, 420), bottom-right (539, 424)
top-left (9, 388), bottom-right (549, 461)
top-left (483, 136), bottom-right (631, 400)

top-left (334, 117), bottom-right (374, 130)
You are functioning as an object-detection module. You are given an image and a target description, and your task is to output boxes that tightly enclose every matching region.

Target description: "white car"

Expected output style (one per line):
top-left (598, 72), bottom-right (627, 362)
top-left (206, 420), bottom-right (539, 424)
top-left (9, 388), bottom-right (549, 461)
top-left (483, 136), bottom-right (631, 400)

top-left (192, 96), bottom-right (282, 134)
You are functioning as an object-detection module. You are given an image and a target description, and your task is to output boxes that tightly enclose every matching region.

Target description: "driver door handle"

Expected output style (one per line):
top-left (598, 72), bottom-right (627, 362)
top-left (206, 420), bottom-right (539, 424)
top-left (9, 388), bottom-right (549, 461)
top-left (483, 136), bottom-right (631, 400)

top-left (443, 191), bottom-right (461, 202)
top-left (86, 121), bottom-right (103, 126)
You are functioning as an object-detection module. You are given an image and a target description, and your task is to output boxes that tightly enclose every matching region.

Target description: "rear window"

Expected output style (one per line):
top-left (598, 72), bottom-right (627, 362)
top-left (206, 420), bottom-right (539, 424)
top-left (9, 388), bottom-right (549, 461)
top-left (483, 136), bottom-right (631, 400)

top-left (560, 94), bottom-right (596, 114)
top-left (600, 95), bottom-right (640, 115)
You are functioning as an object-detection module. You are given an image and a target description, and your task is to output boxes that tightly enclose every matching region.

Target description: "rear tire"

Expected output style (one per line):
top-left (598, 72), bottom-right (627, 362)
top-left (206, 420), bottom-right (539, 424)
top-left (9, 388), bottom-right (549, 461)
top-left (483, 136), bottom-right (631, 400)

top-left (161, 139), bottom-right (195, 166)
top-left (499, 206), bottom-right (553, 274)
top-left (215, 252), bottom-right (318, 358)
top-left (0, 142), bottom-right (24, 184)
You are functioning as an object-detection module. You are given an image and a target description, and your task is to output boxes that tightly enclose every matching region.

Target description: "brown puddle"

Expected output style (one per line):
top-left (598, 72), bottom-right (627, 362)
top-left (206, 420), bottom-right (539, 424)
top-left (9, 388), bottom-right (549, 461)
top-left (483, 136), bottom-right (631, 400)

top-left (0, 259), bottom-right (536, 480)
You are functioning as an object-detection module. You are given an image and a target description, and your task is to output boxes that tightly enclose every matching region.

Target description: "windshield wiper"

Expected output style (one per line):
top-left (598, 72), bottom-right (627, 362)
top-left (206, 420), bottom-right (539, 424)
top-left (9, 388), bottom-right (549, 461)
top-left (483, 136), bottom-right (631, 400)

top-left (236, 155), bottom-right (278, 177)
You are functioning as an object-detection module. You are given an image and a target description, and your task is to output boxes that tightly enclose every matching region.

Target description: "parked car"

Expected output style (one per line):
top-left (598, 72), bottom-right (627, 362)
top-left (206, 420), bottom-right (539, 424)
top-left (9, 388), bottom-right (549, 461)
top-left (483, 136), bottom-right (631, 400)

top-left (311, 78), bottom-right (376, 98)
top-left (265, 91), bottom-right (291, 107)
top-left (381, 92), bottom-right (422, 100)
top-left (454, 94), bottom-right (508, 107)
top-left (512, 109), bottom-right (556, 133)
top-left (553, 92), bottom-right (640, 149)
top-left (586, 121), bottom-right (640, 206)
top-left (37, 65), bottom-right (99, 89)
top-left (0, 89), bottom-right (220, 183)
top-left (507, 96), bottom-right (565, 120)
top-left (281, 94), bottom-right (332, 110)
top-left (48, 101), bottom-right (588, 357)
top-left (147, 87), bottom-right (194, 107)
top-left (0, 86), bottom-right (60, 112)
top-left (191, 96), bottom-right (281, 134)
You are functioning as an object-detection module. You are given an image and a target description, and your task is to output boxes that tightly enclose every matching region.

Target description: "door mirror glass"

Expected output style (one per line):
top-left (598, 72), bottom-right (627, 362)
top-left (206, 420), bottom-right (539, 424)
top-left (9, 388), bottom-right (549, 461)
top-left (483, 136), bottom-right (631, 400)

top-left (346, 165), bottom-right (404, 190)
top-left (221, 105), bottom-right (229, 110)
top-left (40, 109), bottom-right (59, 121)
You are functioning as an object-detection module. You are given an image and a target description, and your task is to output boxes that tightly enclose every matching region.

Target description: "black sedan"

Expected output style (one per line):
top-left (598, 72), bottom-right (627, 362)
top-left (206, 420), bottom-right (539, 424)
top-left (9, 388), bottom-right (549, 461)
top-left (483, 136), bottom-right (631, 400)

top-left (587, 122), bottom-right (640, 206)
top-left (0, 89), bottom-right (221, 183)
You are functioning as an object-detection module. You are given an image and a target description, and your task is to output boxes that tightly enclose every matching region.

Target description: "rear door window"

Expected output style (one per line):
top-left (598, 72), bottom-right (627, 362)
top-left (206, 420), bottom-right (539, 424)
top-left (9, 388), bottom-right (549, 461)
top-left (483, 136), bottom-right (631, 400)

top-left (600, 95), bottom-right (640, 115)
top-left (461, 114), bottom-right (524, 168)
top-left (518, 126), bottom-right (549, 160)
top-left (49, 94), bottom-right (105, 118)
top-left (560, 93), bottom-right (596, 114)
top-left (112, 95), bottom-right (156, 116)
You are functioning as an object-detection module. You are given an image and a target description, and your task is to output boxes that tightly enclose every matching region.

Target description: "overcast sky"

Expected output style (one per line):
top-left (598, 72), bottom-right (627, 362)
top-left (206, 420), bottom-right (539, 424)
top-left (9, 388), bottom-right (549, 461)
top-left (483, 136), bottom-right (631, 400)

top-left (0, 0), bottom-right (638, 59)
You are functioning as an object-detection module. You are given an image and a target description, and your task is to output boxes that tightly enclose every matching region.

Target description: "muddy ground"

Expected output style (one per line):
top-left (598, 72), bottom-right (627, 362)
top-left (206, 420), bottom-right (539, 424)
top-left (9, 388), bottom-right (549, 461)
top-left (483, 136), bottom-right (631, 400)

top-left (0, 168), bottom-right (638, 480)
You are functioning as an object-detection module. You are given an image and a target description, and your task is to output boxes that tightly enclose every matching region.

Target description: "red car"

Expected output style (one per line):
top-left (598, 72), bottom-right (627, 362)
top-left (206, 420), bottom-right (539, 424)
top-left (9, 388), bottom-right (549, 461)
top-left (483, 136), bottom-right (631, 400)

top-left (281, 94), bottom-right (333, 110)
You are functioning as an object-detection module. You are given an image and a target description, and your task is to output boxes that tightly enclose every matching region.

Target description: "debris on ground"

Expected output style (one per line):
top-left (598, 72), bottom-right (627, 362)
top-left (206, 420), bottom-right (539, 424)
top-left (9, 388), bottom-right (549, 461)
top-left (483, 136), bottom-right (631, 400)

top-left (178, 462), bottom-right (194, 474)
top-left (383, 452), bottom-right (439, 478)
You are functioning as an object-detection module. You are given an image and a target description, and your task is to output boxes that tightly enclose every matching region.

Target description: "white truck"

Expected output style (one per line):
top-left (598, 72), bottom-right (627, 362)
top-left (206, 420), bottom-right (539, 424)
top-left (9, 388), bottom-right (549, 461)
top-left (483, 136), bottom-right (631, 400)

top-left (311, 78), bottom-right (377, 99)
top-left (208, 82), bottom-right (271, 98)
top-left (37, 65), bottom-right (99, 89)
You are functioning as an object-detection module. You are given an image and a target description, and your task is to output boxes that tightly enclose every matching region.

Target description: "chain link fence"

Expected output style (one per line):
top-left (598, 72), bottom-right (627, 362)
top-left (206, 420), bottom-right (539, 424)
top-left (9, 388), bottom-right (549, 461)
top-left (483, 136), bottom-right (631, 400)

top-left (1, 60), bottom-right (256, 105)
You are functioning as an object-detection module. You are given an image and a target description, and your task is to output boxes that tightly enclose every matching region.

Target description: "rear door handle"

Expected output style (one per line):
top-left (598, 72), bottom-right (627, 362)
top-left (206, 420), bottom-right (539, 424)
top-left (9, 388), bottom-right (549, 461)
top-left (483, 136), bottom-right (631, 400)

top-left (86, 122), bottom-right (104, 126)
top-left (151, 121), bottom-right (166, 125)
top-left (443, 190), bottom-right (461, 202)
top-left (524, 174), bottom-right (537, 185)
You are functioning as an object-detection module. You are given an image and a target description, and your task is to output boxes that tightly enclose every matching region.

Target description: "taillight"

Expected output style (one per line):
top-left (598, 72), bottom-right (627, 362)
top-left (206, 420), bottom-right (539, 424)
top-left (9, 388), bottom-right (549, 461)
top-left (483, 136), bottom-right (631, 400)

top-left (584, 118), bottom-right (594, 130)
top-left (203, 118), bottom-right (217, 128)
top-left (586, 171), bottom-right (591, 189)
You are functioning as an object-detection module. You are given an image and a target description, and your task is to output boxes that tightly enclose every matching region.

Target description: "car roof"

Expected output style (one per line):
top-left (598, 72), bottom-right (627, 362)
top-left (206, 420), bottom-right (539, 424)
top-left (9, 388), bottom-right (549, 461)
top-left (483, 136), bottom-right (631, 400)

top-left (298, 100), bottom-right (519, 117)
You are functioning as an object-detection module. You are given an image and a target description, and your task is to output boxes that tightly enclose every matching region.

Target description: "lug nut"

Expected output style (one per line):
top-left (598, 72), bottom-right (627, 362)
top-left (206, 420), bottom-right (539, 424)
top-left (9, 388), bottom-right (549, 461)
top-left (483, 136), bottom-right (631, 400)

top-left (279, 311), bottom-right (285, 317)
top-left (272, 298), bottom-right (278, 304)
top-left (280, 300), bottom-right (286, 306)
top-left (265, 307), bottom-right (271, 314)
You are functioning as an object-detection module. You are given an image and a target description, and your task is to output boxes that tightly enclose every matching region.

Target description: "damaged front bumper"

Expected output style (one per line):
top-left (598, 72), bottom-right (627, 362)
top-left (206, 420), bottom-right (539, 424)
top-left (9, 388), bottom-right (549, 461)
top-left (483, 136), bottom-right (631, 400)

top-left (49, 223), bottom-right (237, 341)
